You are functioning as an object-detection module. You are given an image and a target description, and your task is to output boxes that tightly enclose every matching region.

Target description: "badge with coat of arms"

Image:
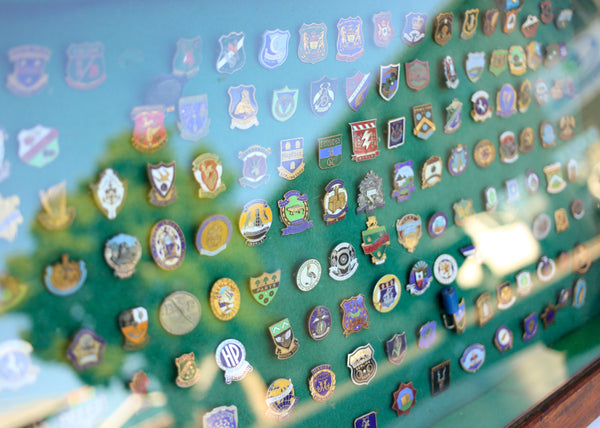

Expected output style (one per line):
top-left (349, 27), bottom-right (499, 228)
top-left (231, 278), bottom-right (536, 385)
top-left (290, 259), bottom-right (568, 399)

top-left (412, 104), bottom-right (436, 140)
top-left (130, 105), bottom-right (168, 153)
top-left (65, 42), bottom-right (106, 90)
top-left (340, 294), bottom-right (370, 337)
top-left (250, 270), bottom-right (280, 306)
top-left (336, 17), bottom-right (364, 61)
top-left (177, 94), bottom-right (209, 141)
top-left (172, 36), bottom-right (201, 77)
top-left (322, 179), bottom-right (348, 225)
top-left (350, 119), bottom-right (379, 161)
top-left (192, 153), bottom-right (225, 198)
top-left (216, 32), bottom-right (245, 74)
top-left (90, 168), bottom-right (127, 220)
top-left (298, 23), bottom-right (327, 63)
top-left (373, 11), bottom-right (394, 47)
top-left (379, 64), bottom-right (400, 101)
top-left (147, 161), bottom-right (177, 206)
top-left (402, 13), bottom-right (427, 46)
top-left (361, 216), bottom-right (390, 265)
top-left (278, 138), bottom-right (304, 180)
top-left (259, 29), bottom-right (290, 70)
top-left (7, 45), bottom-right (51, 96)
top-left (387, 117), bottom-right (405, 149)
top-left (396, 214), bottom-right (422, 253)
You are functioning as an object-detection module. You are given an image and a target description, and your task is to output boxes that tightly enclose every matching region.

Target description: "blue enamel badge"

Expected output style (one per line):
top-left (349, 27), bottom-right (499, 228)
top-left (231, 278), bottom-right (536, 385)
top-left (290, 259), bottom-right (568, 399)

top-left (496, 84), bottom-right (517, 118)
top-left (340, 294), bottom-right (370, 336)
top-left (310, 76), bottom-right (336, 117)
top-left (0, 340), bottom-right (39, 390)
top-left (216, 32), bottom-right (245, 74)
top-left (379, 64), bottom-right (400, 101)
top-left (522, 313), bottom-right (538, 342)
top-left (228, 85), bottom-right (258, 130)
top-left (387, 117), bottom-right (405, 149)
top-left (354, 411), bottom-right (377, 428)
top-left (408, 260), bottom-right (433, 295)
top-left (203, 405), bottom-right (238, 428)
top-left (346, 71), bottom-right (370, 111)
top-left (259, 29), bottom-right (290, 70)
top-left (402, 13), bottom-right (427, 46)
top-left (172, 36), bottom-right (201, 77)
top-left (277, 137), bottom-right (305, 180)
top-left (65, 42), bottom-right (106, 90)
top-left (373, 11), bottom-right (394, 47)
top-left (298, 23), bottom-right (327, 64)
top-left (418, 321), bottom-right (437, 349)
top-left (318, 134), bottom-right (342, 169)
top-left (336, 17), bottom-right (364, 61)
top-left (238, 145), bottom-right (270, 188)
top-left (178, 94), bottom-right (209, 141)
top-left (7, 45), bottom-right (51, 96)
top-left (272, 86), bottom-right (298, 122)
top-left (391, 161), bottom-right (415, 202)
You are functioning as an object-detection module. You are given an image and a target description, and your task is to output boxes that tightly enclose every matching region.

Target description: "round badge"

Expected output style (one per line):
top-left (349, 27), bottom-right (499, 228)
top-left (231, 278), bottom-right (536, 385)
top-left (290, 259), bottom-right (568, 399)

top-left (104, 234), bottom-right (142, 278)
top-left (473, 139), bottom-right (496, 167)
top-left (532, 213), bottom-right (551, 240)
top-left (159, 291), bottom-right (201, 335)
top-left (571, 199), bottom-right (584, 220)
top-left (307, 305), bottom-right (332, 340)
top-left (210, 278), bottom-right (241, 321)
top-left (537, 255), bottom-right (556, 282)
top-left (428, 211), bottom-right (448, 238)
top-left (195, 214), bottom-right (232, 256)
top-left (372, 274), bottom-right (401, 313)
top-left (407, 260), bottom-right (433, 295)
top-left (525, 170), bottom-right (540, 194)
top-left (329, 242), bottom-right (358, 281)
top-left (296, 259), bottom-right (322, 291)
top-left (149, 219), bottom-right (186, 270)
top-left (519, 127), bottom-right (535, 153)
top-left (459, 344), bottom-right (485, 373)
top-left (239, 199), bottom-right (272, 246)
top-left (447, 144), bottom-right (469, 176)
top-left (494, 325), bottom-right (513, 353)
top-left (433, 254), bottom-right (458, 284)
top-left (215, 338), bottom-right (253, 384)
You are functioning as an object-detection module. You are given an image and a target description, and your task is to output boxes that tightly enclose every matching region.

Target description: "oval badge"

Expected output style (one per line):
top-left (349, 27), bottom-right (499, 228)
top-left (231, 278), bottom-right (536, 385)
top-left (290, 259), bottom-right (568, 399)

top-left (296, 259), bottom-right (321, 292)
top-left (372, 274), bottom-right (401, 313)
top-left (150, 219), bottom-right (186, 270)
top-left (239, 199), bottom-right (272, 246)
top-left (307, 305), bottom-right (331, 340)
top-left (460, 344), bottom-right (486, 373)
top-left (210, 278), bottom-right (241, 321)
top-left (196, 214), bottom-right (232, 257)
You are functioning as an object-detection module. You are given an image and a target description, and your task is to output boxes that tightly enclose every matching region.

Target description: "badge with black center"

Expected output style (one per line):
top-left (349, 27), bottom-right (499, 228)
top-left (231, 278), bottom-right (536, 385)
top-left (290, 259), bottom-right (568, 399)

top-left (430, 361), bottom-right (450, 396)
top-left (494, 325), bottom-right (513, 353)
top-left (308, 364), bottom-right (336, 401)
top-left (44, 254), bottom-right (87, 296)
top-left (499, 131), bottom-right (519, 163)
top-left (278, 190), bottom-right (313, 235)
top-left (407, 260), bottom-right (433, 296)
top-left (322, 179), bottom-right (348, 225)
top-left (104, 234), bottom-right (142, 279)
top-left (461, 9), bottom-right (478, 40)
top-left (340, 294), bottom-right (369, 336)
top-left (434, 254), bottom-right (457, 284)
top-left (496, 282), bottom-right (516, 310)
top-left (361, 216), bottom-right (390, 264)
top-left (444, 99), bottom-right (462, 134)
top-left (393, 381), bottom-right (417, 416)
top-left (150, 219), bottom-right (186, 271)
top-left (421, 156), bottom-right (442, 189)
top-left (269, 318), bottom-right (299, 359)
top-left (372, 274), bottom-right (401, 313)
top-left (396, 214), bottom-right (421, 253)
top-left (476, 292), bottom-right (494, 326)
top-left (412, 103), bottom-right (435, 140)
top-left (329, 242), bottom-right (358, 280)
top-left (448, 144), bottom-right (468, 176)
top-left (543, 163), bottom-right (566, 194)
top-left (90, 168), bottom-right (127, 220)
top-left (119, 306), bottom-right (150, 351)
top-left (453, 198), bottom-right (475, 226)
top-left (522, 313), bottom-right (538, 342)
top-left (250, 270), bottom-right (280, 306)
top-left (307, 305), bottom-right (331, 340)
top-left (470, 91), bottom-right (492, 122)
top-left (175, 352), bottom-right (201, 388)
top-left (346, 344), bottom-right (376, 385)
top-left (386, 332), bottom-right (407, 365)
top-left (296, 259), bottom-right (321, 291)
top-left (434, 12), bottom-right (453, 46)
top-left (391, 161), bottom-right (415, 202)
top-left (356, 170), bottom-right (385, 213)
top-left (215, 339), bottom-right (253, 384)
top-left (460, 344), bottom-right (485, 373)
top-left (265, 378), bottom-right (297, 421)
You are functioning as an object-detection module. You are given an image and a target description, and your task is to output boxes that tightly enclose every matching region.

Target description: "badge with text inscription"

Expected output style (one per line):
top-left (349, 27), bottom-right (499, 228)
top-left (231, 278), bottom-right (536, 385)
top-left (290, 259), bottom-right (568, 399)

top-left (407, 260), bottom-right (433, 295)
top-left (460, 344), bottom-right (485, 373)
top-left (522, 313), bottom-right (538, 342)
top-left (0, 340), bottom-right (39, 391)
top-left (7, 45), bottom-right (51, 96)
top-left (421, 156), bottom-right (442, 189)
top-left (386, 332), bottom-right (407, 365)
top-left (476, 292), bottom-right (494, 326)
top-left (196, 215), bottom-right (231, 257)
top-left (448, 144), bottom-right (468, 176)
top-left (392, 161), bottom-right (415, 202)
top-left (278, 137), bottom-right (304, 180)
top-left (308, 364), bottom-right (336, 401)
top-left (238, 145), bottom-right (270, 188)
top-left (203, 406), bottom-right (238, 428)
top-left (18, 125), bottom-right (59, 168)
top-left (471, 91), bottom-right (492, 122)
top-left (402, 13), bottom-right (427, 46)
top-left (172, 36), bottom-right (201, 77)
top-left (250, 270), bottom-right (280, 306)
top-left (322, 179), bottom-right (348, 225)
top-left (473, 139), bottom-right (496, 167)
top-left (259, 29), bottom-right (290, 70)
top-left (239, 199), bottom-right (272, 246)
top-left (461, 9), bottom-right (478, 40)
top-left (298, 23), bottom-right (327, 64)
top-left (265, 378), bottom-right (297, 421)
top-left (336, 17), bottom-right (364, 61)
top-left (311, 76), bottom-right (336, 117)
top-left (412, 103), bottom-right (435, 139)
top-left (434, 12), bottom-right (453, 46)
top-left (130, 105), bottom-right (167, 153)
top-left (387, 117), bottom-right (405, 149)
top-left (340, 294), bottom-right (370, 336)
top-left (308, 305), bottom-right (331, 340)
top-left (418, 321), bottom-right (437, 349)
top-left (228, 85), bottom-right (259, 130)
top-left (405, 59), bottom-right (429, 91)
top-left (318, 134), bottom-right (342, 169)
top-left (269, 318), bottom-right (299, 359)
top-left (499, 131), bottom-right (518, 163)
top-left (483, 9), bottom-right (499, 36)
top-left (119, 307), bottom-right (149, 351)
top-left (215, 339), bottom-right (253, 384)
top-left (329, 242), bottom-right (358, 281)
top-left (346, 71), bottom-right (370, 111)
top-left (44, 254), bottom-right (86, 296)
top-left (150, 219), bottom-right (186, 271)
top-left (210, 278), bottom-right (240, 321)
top-left (444, 99), bottom-right (462, 134)
top-left (489, 49), bottom-right (508, 76)
top-left (37, 181), bottom-right (75, 230)
top-left (296, 259), bottom-right (321, 292)
top-left (147, 162), bottom-right (177, 206)
top-left (372, 274), bottom-right (400, 313)
top-left (521, 15), bottom-right (540, 37)
top-left (396, 214), bottom-right (421, 253)
top-left (543, 163), bottom-right (566, 194)
top-left (192, 153), bottom-right (225, 198)
top-left (278, 190), bottom-right (313, 235)
top-left (379, 64), bottom-right (400, 101)
top-left (430, 361), bottom-right (450, 396)
top-left (356, 170), bottom-right (385, 213)
top-left (216, 32), bottom-right (245, 74)
top-left (361, 216), bottom-right (390, 264)
top-left (177, 94), bottom-right (209, 141)
top-left (272, 86), bottom-right (298, 122)
top-left (66, 42), bottom-right (106, 90)
top-left (67, 329), bottom-right (106, 371)
top-left (393, 382), bottom-right (417, 415)
top-left (496, 84), bottom-right (517, 118)
top-left (90, 168), bottom-right (127, 220)
top-left (466, 52), bottom-right (485, 83)
top-left (494, 325), bottom-right (513, 353)
top-left (347, 344), bottom-right (376, 385)
top-left (373, 11), bottom-right (394, 47)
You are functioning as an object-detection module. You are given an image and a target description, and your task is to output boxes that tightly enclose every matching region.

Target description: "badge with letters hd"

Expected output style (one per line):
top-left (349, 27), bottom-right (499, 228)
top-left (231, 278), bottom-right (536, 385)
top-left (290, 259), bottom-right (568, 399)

top-left (373, 11), bottom-right (394, 47)
top-left (361, 216), bottom-right (390, 265)
top-left (119, 306), bottom-right (150, 351)
top-left (311, 76), bottom-right (336, 117)
top-left (150, 219), bottom-right (186, 271)
top-left (192, 153), bottom-right (226, 198)
top-left (203, 405), bottom-right (238, 428)
top-left (278, 190), bottom-right (313, 235)
top-left (147, 161), bottom-right (177, 206)
top-left (318, 134), bottom-right (342, 169)
top-left (340, 294), bottom-right (370, 336)
top-left (177, 94), bottom-right (210, 141)
top-left (322, 179), bottom-right (348, 225)
top-left (67, 328), bottom-right (106, 371)
top-left (175, 352), bottom-right (201, 388)
top-left (250, 270), bottom-right (280, 306)
top-left (7, 45), bottom-right (51, 96)
top-left (356, 170), bottom-right (385, 213)
top-left (172, 36), bottom-right (201, 77)
top-left (196, 214), bottom-right (231, 257)
top-left (278, 137), bottom-right (304, 180)
top-left (308, 305), bottom-right (331, 340)
top-left (405, 59), bottom-right (429, 91)
top-left (402, 12), bottom-right (427, 46)
top-left (238, 145), bottom-right (270, 188)
top-left (347, 344), bottom-right (376, 385)
top-left (18, 125), bottom-right (59, 168)
top-left (350, 119), bottom-right (379, 161)
top-left (65, 42), bottom-right (106, 90)
top-left (329, 242), bottom-right (358, 281)
top-left (239, 199), bottom-right (272, 246)
top-left (379, 64), bottom-right (400, 101)
top-left (308, 364), bottom-right (336, 401)
top-left (90, 168), bottom-right (127, 220)
top-left (104, 233), bottom-right (141, 278)
top-left (387, 117), bottom-right (405, 149)
top-left (228, 84), bottom-right (259, 130)
top-left (346, 71), bottom-right (370, 111)
top-left (44, 254), bottom-right (87, 296)
top-left (434, 12), bottom-right (453, 46)
top-left (298, 22), bottom-right (327, 64)
top-left (412, 103), bottom-right (435, 140)
top-left (392, 160), bottom-right (415, 202)
top-left (272, 86), bottom-right (298, 122)
top-left (336, 16), bottom-right (364, 61)
top-left (216, 31), bottom-right (245, 74)
top-left (269, 318), bottom-right (299, 360)
top-left (210, 278), bottom-right (241, 321)
top-left (215, 339), bottom-right (253, 384)
top-left (37, 181), bottom-right (75, 230)
top-left (259, 29), bottom-right (290, 70)
top-left (130, 105), bottom-right (167, 153)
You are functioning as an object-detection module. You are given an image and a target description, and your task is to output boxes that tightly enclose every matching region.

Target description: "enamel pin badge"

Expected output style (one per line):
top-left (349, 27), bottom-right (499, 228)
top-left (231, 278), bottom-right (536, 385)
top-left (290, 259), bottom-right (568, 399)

top-left (543, 163), bottom-right (566, 193)
top-left (407, 260), bottom-right (433, 295)
top-left (196, 215), bottom-right (232, 257)
top-left (434, 254), bottom-right (458, 284)
top-left (520, 127), bottom-right (535, 153)
top-left (67, 329), bottom-right (106, 370)
top-left (177, 94), bottom-right (210, 141)
top-left (499, 131), bottom-right (519, 163)
top-left (210, 278), bottom-right (241, 321)
top-left (573, 278), bottom-right (587, 309)
top-left (483, 9), bottom-right (499, 35)
top-left (347, 344), bottom-right (376, 385)
top-left (431, 361), bottom-right (450, 396)
top-left (336, 17), bottom-right (364, 61)
top-left (44, 254), bottom-right (86, 296)
top-left (239, 199), bottom-right (272, 246)
top-left (372, 274), bottom-right (401, 313)
top-left (496, 84), bottom-right (517, 118)
top-left (393, 382), bottom-right (417, 415)
top-left (90, 168), bottom-right (127, 220)
top-left (340, 294), bottom-right (370, 336)
top-left (250, 270), bottom-right (280, 306)
top-left (322, 179), bottom-right (348, 225)
top-left (421, 156), bottom-right (442, 189)
top-left (350, 119), bottom-right (379, 161)
top-left (228, 85), bottom-right (258, 130)
top-left (0, 275), bottom-right (27, 314)
top-left (460, 344), bottom-right (485, 373)
top-left (149, 219), bottom-right (186, 271)
top-left (104, 234), bottom-right (141, 278)
top-left (418, 321), bottom-right (437, 349)
top-left (471, 90), bottom-right (492, 122)
top-left (308, 364), bottom-right (336, 401)
top-left (556, 9), bottom-right (573, 29)
top-left (18, 125), bottom-right (59, 167)
top-left (434, 12), bottom-right (453, 46)
top-left (7, 45), bottom-right (51, 96)
top-left (392, 161), bottom-right (415, 202)
top-left (204, 406), bottom-right (238, 428)
top-left (130, 105), bottom-right (167, 153)
top-left (448, 144), bottom-right (468, 176)
top-left (296, 259), bottom-right (321, 292)
top-left (519, 80), bottom-right (532, 113)
top-left (65, 42), bottom-right (106, 90)
top-left (119, 307), bottom-right (150, 351)
top-left (272, 86), bottom-right (298, 122)
top-left (298, 23), bottom-right (327, 64)
top-left (354, 412), bottom-right (377, 428)
top-left (452, 199), bottom-right (475, 226)
top-left (522, 313), bottom-right (538, 342)
top-left (311, 76), bottom-right (337, 117)
top-left (216, 32), bottom-right (245, 74)
top-left (329, 242), bottom-right (358, 281)
top-left (508, 45), bottom-right (527, 75)
top-left (318, 134), bottom-right (342, 169)
top-left (215, 339), bottom-right (253, 384)
top-left (269, 318), bottom-right (299, 359)
top-left (147, 161), bottom-right (177, 206)
top-left (278, 137), bottom-right (305, 180)
top-left (259, 29), bottom-right (290, 70)
top-left (172, 36), bottom-right (201, 77)
top-left (265, 379), bottom-right (297, 421)
top-left (402, 13), bottom-right (427, 46)
top-left (192, 153), bottom-right (225, 198)
top-left (356, 170), bottom-right (385, 213)
top-left (541, 303), bottom-right (558, 328)
top-left (361, 216), bottom-right (390, 264)
top-left (405, 59), bottom-right (429, 91)
top-left (494, 325), bottom-right (514, 353)
top-left (346, 71), bottom-right (370, 111)
top-left (0, 130), bottom-right (9, 182)
top-left (379, 64), bottom-right (400, 101)
top-left (396, 214), bottom-right (422, 253)
top-left (412, 103), bottom-right (435, 139)
top-left (476, 292), bottom-right (494, 326)
top-left (0, 340), bottom-right (39, 390)
top-left (527, 41), bottom-right (543, 70)
top-left (489, 49), bottom-right (508, 76)
top-left (238, 145), bottom-right (270, 188)
top-left (466, 52), bottom-right (485, 82)
top-left (308, 306), bottom-right (332, 340)
top-left (387, 117), bottom-right (405, 149)
top-left (428, 212), bottom-right (448, 239)
top-left (537, 255), bottom-right (556, 282)
top-left (278, 190), bottom-right (313, 235)
top-left (522, 15), bottom-right (540, 37)
top-left (373, 11), bottom-right (394, 47)
top-left (461, 9), bottom-right (479, 40)
top-left (441, 288), bottom-right (465, 334)
top-left (444, 99), bottom-right (462, 134)
top-left (37, 181), bottom-right (75, 230)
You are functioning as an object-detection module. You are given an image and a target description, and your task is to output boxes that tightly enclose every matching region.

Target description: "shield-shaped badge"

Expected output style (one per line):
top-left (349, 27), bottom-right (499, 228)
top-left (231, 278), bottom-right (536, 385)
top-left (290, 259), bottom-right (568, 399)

top-left (65, 42), bottom-right (106, 90)
top-left (461, 9), bottom-right (479, 40)
top-left (7, 45), bottom-right (51, 96)
top-left (559, 116), bottom-right (575, 140)
top-left (421, 156), bottom-right (442, 189)
top-left (470, 90), bottom-right (492, 122)
top-left (278, 190), bottom-right (313, 235)
top-left (521, 15), bottom-right (540, 37)
top-left (496, 84), bottom-right (517, 118)
top-left (448, 144), bottom-right (468, 176)
top-left (402, 13), bottom-right (427, 46)
top-left (147, 161), bottom-right (177, 206)
top-left (322, 179), bottom-right (348, 225)
top-left (259, 29), bottom-right (290, 70)
top-left (434, 12), bottom-right (454, 46)
top-left (269, 318), bottom-right (299, 360)
top-left (392, 160), bottom-right (415, 202)
top-left (466, 52), bottom-right (485, 83)
top-left (405, 59), bottom-right (429, 91)
top-left (556, 9), bottom-right (573, 29)
top-left (216, 32), bottom-right (245, 74)
top-left (90, 168), bottom-right (127, 220)
top-left (347, 345), bottom-right (376, 386)
top-left (357, 170), bottom-right (385, 213)
top-left (336, 17), bottom-right (364, 61)
top-left (350, 119), bottom-right (379, 161)
top-left (278, 137), bottom-right (304, 180)
top-left (0, 130), bottom-right (9, 183)
top-left (177, 94), bottom-right (210, 141)
top-left (418, 321), bottom-right (437, 349)
top-left (543, 162), bottom-right (566, 194)
top-left (272, 86), bottom-right (298, 122)
top-left (119, 307), bottom-right (150, 351)
top-left (412, 103), bottom-right (436, 140)
top-left (386, 333), bottom-right (407, 365)
top-left (192, 153), bottom-right (225, 198)
top-left (298, 22), bottom-right (327, 64)
top-left (503, 10), bottom-right (519, 34)
top-left (508, 45), bottom-right (527, 75)
top-left (518, 80), bottom-right (532, 113)
top-left (373, 11), bottom-right (394, 47)
top-left (172, 36), bottom-right (201, 77)
top-left (238, 145), bottom-right (270, 188)
top-left (130, 105), bottom-right (167, 153)
top-left (526, 41), bottom-right (543, 70)
top-left (228, 84), bottom-right (259, 130)
top-left (361, 216), bottom-right (390, 265)
top-left (387, 117), bottom-right (405, 149)
top-left (67, 329), bottom-right (106, 371)
top-left (407, 260), bottom-right (433, 295)
top-left (340, 294), bottom-right (370, 337)
top-left (483, 9), bottom-right (499, 35)
top-left (318, 134), bottom-right (342, 169)
top-left (310, 76), bottom-right (336, 117)
top-left (346, 71), bottom-right (370, 111)
top-left (379, 64), bottom-right (400, 101)
top-left (489, 49), bottom-right (508, 76)
top-left (250, 270), bottom-right (280, 306)
top-left (175, 352), bottom-right (201, 388)
top-left (17, 125), bottom-right (59, 168)
top-left (396, 214), bottom-right (422, 253)
top-left (444, 99), bottom-right (462, 134)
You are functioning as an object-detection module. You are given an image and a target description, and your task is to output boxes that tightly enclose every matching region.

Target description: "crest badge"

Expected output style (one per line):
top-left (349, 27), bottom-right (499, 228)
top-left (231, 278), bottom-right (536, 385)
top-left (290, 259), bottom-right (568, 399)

top-left (522, 15), bottom-right (540, 37)
top-left (336, 17), bottom-right (364, 61)
top-left (272, 86), bottom-right (298, 122)
top-left (355, 412), bottom-right (377, 428)
top-left (428, 212), bottom-right (448, 239)
top-left (298, 22), bottom-right (327, 64)
top-left (379, 64), bottom-right (400, 101)
top-left (195, 215), bottom-right (232, 257)
top-left (453, 198), bottom-right (475, 226)
top-left (278, 137), bottom-right (305, 180)
top-left (192, 153), bottom-right (226, 198)
top-left (130, 105), bottom-right (167, 153)
top-left (412, 103), bottom-right (436, 140)
top-left (489, 49), bottom-right (508, 76)
top-left (350, 119), bottom-right (379, 161)
top-left (466, 52), bottom-right (485, 83)
top-left (37, 181), bottom-right (75, 230)
top-left (556, 9), bottom-right (573, 29)
top-left (448, 144), bottom-right (468, 176)
top-left (278, 190), bottom-right (313, 235)
top-left (526, 41), bottom-right (543, 70)
top-left (104, 234), bottom-right (142, 278)
top-left (522, 313), bottom-right (538, 342)
top-left (308, 364), bottom-right (336, 401)
top-left (373, 11), bottom-right (394, 47)
top-left (393, 382), bottom-right (417, 416)
top-left (65, 42), bottom-right (106, 90)
top-left (503, 10), bottom-right (519, 33)
top-left (329, 242), bottom-right (358, 281)
top-left (431, 361), bottom-right (450, 396)
top-left (239, 199), bottom-right (272, 246)
top-left (483, 9), bottom-right (499, 35)
top-left (508, 45), bottom-right (527, 75)
top-left (386, 333), bottom-right (407, 365)
top-left (7, 45), bottom-right (51, 96)
top-left (0, 275), bottom-right (27, 314)
top-left (346, 71), bottom-right (371, 111)
top-left (210, 278), bottom-right (241, 321)
top-left (402, 13), bottom-right (427, 46)
top-left (67, 329), bottom-right (106, 370)
top-left (499, 131), bottom-right (519, 163)
top-left (543, 163), bottom-right (566, 193)
top-left (408, 260), bottom-right (433, 295)
top-left (540, 1), bottom-right (554, 23)
top-left (444, 99), bottom-right (463, 134)
top-left (18, 125), bottom-right (59, 167)
top-left (250, 270), bottom-right (280, 306)
top-left (496, 84), bottom-right (517, 118)
top-left (147, 161), bottom-right (177, 206)
top-left (361, 216), bottom-right (390, 265)
top-left (204, 406), bottom-right (238, 428)
top-left (238, 145), bottom-right (270, 188)
top-left (494, 326), bottom-right (514, 353)
top-left (119, 307), bottom-right (150, 351)
top-left (396, 214), bottom-right (422, 253)
top-left (322, 179), bottom-right (348, 225)
top-left (421, 156), bottom-right (442, 189)
top-left (296, 259), bottom-right (321, 292)
top-left (461, 9), bottom-right (479, 40)
top-left (215, 339), bottom-right (253, 384)
top-left (340, 294), bottom-right (370, 336)
top-left (228, 84), bottom-right (259, 130)
top-left (520, 128), bottom-right (535, 154)
top-left (318, 134), bottom-right (342, 169)
top-left (44, 254), bottom-right (86, 296)
top-left (265, 379), bottom-right (298, 421)
top-left (269, 318), bottom-right (299, 359)
top-left (418, 321), bottom-right (437, 349)
top-left (387, 117), bottom-right (405, 149)
top-left (476, 292), bottom-right (495, 326)
top-left (259, 29), bottom-right (290, 70)
top-left (356, 170), bottom-right (385, 213)
top-left (216, 32), bottom-right (245, 74)
top-left (392, 160), bottom-right (415, 202)
top-left (172, 36), bottom-right (201, 77)
top-left (347, 344), bottom-right (376, 385)
top-left (434, 12), bottom-right (454, 46)
top-left (90, 168), bottom-right (127, 220)
top-left (149, 219), bottom-right (186, 271)
top-left (372, 274), bottom-right (401, 313)
top-left (518, 80), bottom-right (532, 113)
top-left (0, 340), bottom-right (39, 391)
top-left (177, 94), bottom-right (210, 141)
top-left (308, 306), bottom-right (332, 340)
top-left (311, 76), bottom-right (337, 117)
top-left (470, 90), bottom-right (492, 122)
top-left (497, 282), bottom-right (516, 309)
top-left (434, 254), bottom-right (458, 285)
top-left (405, 59), bottom-right (429, 91)
top-left (540, 121), bottom-right (557, 147)
top-left (460, 344), bottom-right (485, 373)
top-left (443, 56), bottom-right (459, 89)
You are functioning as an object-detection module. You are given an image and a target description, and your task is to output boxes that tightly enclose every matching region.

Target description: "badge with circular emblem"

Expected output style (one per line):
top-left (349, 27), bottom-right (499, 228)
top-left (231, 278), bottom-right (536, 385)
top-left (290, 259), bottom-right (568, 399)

top-left (329, 242), bottom-right (358, 281)
top-left (210, 278), bottom-right (241, 321)
top-left (195, 214), bottom-right (231, 257)
top-left (372, 274), bottom-right (401, 313)
top-left (473, 139), bottom-right (495, 167)
top-left (159, 291), bottom-right (201, 335)
top-left (150, 219), bottom-right (185, 270)
top-left (307, 305), bottom-right (331, 340)
top-left (308, 364), bottom-right (336, 401)
top-left (434, 254), bottom-right (458, 284)
top-left (428, 212), bottom-right (448, 238)
top-left (265, 378), bottom-right (297, 421)
top-left (44, 254), bottom-right (87, 296)
top-left (104, 234), bottom-right (142, 279)
top-left (494, 325), bottom-right (514, 353)
top-left (296, 259), bottom-right (321, 291)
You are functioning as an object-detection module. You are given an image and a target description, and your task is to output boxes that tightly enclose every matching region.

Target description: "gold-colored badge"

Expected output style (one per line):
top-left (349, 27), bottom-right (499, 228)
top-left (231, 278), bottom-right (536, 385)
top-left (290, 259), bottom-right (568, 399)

top-left (210, 278), bottom-right (241, 321)
top-left (476, 292), bottom-right (494, 326)
top-left (147, 161), bottom-right (177, 206)
top-left (67, 329), bottom-right (106, 371)
top-left (37, 181), bottom-right (75, 230)
top-left (89, 168), bottom-right (127, 220)
top-left (44, 254), bottom-right (87, 296)
top-left (519, 128), bottom-right (535, 153)
top-left (554, 208), bottom-right (569, 233)
top-left (518, 80), bottom-right (532, 113)
top-left (461, 9), bottom-right (478, 40)
top-left (473, 139), bottom-right (496, 168)
top-left (0, 274), bottom-right (27, 314)
top-left (421, 156), bottom-right (442, 189)
top-left (175, 352), bottom-right (201, 388)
